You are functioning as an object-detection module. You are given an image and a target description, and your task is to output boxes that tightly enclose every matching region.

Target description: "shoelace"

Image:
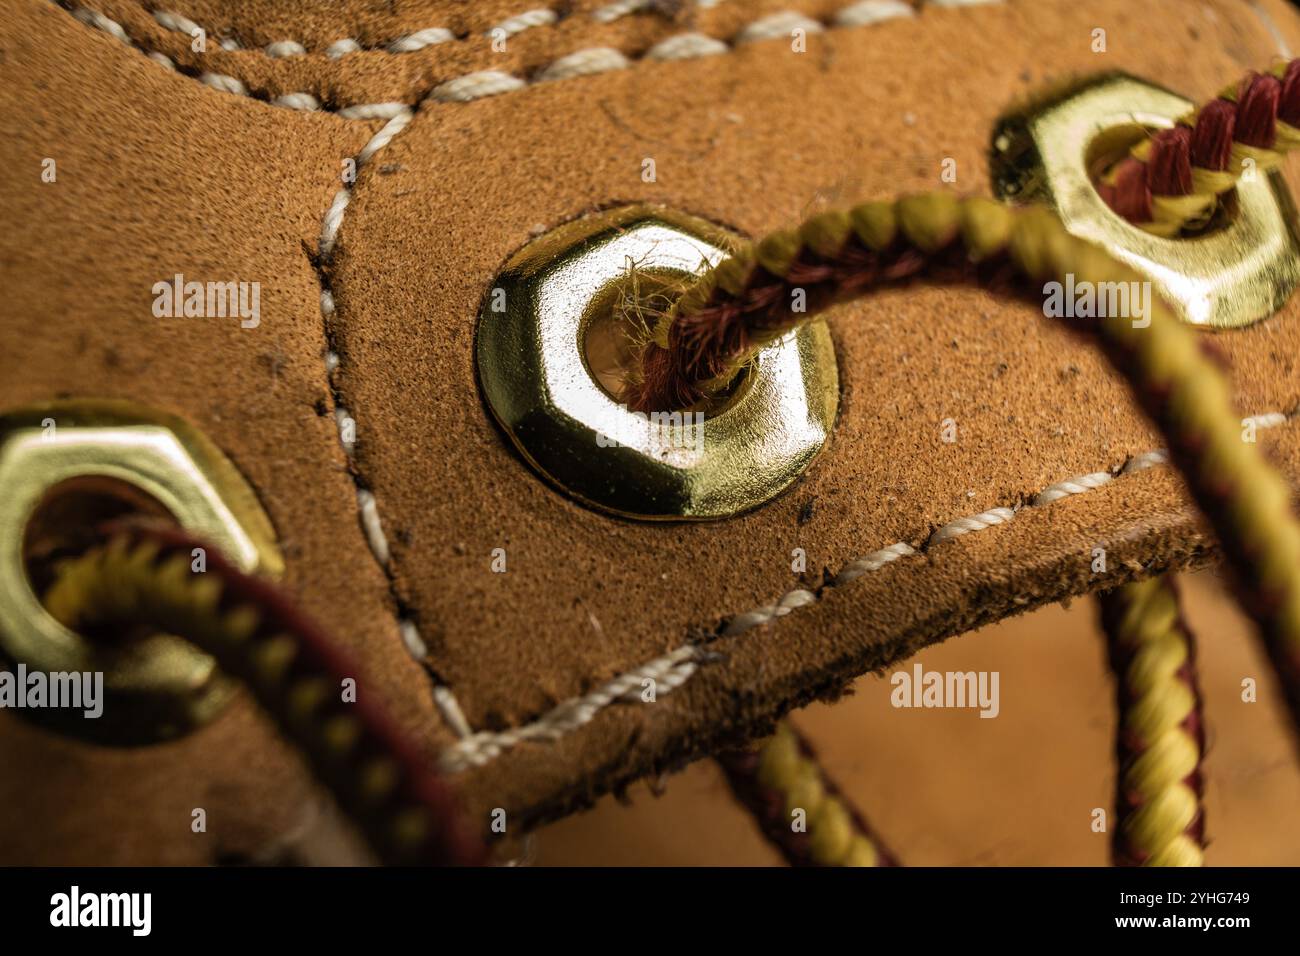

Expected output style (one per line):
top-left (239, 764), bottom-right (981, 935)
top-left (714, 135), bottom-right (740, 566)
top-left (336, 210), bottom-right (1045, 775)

top-left (716, 720), bottom-right (897, 867)
top-left (29, 62), bottom-right (1300, 869)
top-left (1097, 59), bottom-right (1300, 235)
top-left (1100, 576), bottom-right (1207, 866)
top-left (626, 202), bottom-right (1300, 739)
top-left (633, 190), bottom-right (1300, 723)
top-left (725, 572), bottom-right (1211, 868)
top-left (628, 64), bottom-right (1300, 867)
top-left (42, 520), bottom-right (486, 866)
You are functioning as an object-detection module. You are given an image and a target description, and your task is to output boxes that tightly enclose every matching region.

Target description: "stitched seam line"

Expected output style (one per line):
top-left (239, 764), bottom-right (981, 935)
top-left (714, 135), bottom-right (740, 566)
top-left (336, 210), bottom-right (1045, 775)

top-left (54, 0), bottom-right (1296, 770)
top-left (144, 1), bottom-right (725, 56)
top-left (62, 2), bottom-right (330, 111)
top-left (147, 4), bottom-right (563, 57)
top-left (62, 1), bottom-right (982, 113)
top-left (313, 102), bottom-right (478, 739)
top-left (53, 0), bottom-right (481, 737)
top-left (440, 409), bottom-right (1298, 772)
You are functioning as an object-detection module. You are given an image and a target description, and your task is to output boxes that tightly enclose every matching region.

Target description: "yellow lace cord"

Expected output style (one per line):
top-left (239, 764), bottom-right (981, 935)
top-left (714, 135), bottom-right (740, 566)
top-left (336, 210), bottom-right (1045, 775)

top-left (42, 523), bottom-right (485, 866)
top-left (717, 720), bottom-right (895, 866)
top-left (1114, 60), bottom-right (1300, 236)
top-left (1100, 576), bottom-right (1206, 867)
top-left (633, 195), bottom-right (1300, 743)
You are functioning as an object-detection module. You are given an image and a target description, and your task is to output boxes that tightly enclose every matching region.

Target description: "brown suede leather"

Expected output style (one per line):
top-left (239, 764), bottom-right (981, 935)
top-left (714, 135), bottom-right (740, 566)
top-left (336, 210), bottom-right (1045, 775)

top-left (0, 0), bottom-right (450, 864)
top-left (2, 0), bottom-right (1299, 861)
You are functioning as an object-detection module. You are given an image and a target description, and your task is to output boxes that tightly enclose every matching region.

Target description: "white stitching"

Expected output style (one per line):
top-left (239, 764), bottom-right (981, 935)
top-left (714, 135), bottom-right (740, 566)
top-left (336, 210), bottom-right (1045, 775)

top-left (593, 0), bottom-right (725, 23)
top-left (830, 541), bottom-right (917, 586)
top-left (720, 588), bottom-right (817, 638)
top-left (264, 40), bottom-right (307, 58)
top-left (150, 8), bottom-right (202, 40)
top-left (408, 2), bottom-right (989, 103)
top-left (536, 47), bottom-right (629, 82)
top-left (318, 192), bottom-right (350, 260)
top-left (1032, 471), bottom-right (1111, 506)
top-left (491, 8), bottom-right (558, 37)
top-left (150, 6), bottom-right (558, 57)
top-left (441, 409), bottom-right (1297, 771)
top-left (67, 2), bottom-right (1001, 113)
top-left (441, 645), bottom-right (702, 771)
top-left (310, 102), bottom-right (475, 739)
top-left (386, 27), bottom-right (456, 54)
top-left (272, 91), bottom-right (321, 111)
top-left (1124, 449), bottom-right (1169, 473)
top-left (432, 685), bottom-right (474, 739)
top-left (59, 0), bottom-right (1292, 769)
top-left (198, 71), bottom-right (247, 96)
top-left (355, 489), bottom-right (391, 566)
top-left (318, 106), bottom-right (412, 257)
top-left (736, 12), bottom-right (825, 44)
top-left (325, 38), bottom-right (361, 59)
top-left (834, 0), bottom-right (916, 27)
top-left (1243, 411), bottom-right (1289, 430)
top-left (929, 505), bottom-right (1015, 543)
top-left (429, 71), bottom-right (527, 104)
top-left (646, 32), bottom-right (729, 61)
top-left (63, 2), bottom-right (474, 735)
top-left (354, 107), bottom-right (414, 161)
top-left (335, 101), bottom-right (411, 121)
top-left (67, 4), bottom-right (326, 109)
top-left (72, 4), bottom-right (130, 43)
top-left (592, 0), bottom-right (654, 24)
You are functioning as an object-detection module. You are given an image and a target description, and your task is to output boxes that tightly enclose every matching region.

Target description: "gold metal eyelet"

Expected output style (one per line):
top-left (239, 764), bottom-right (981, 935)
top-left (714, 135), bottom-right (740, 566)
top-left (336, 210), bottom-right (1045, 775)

top-left (0, 400), bottom-right (282, 744)
top-left (991, 73), bottom-right (1300, 329)
top-left (475, 206), bottom-right (840, 520)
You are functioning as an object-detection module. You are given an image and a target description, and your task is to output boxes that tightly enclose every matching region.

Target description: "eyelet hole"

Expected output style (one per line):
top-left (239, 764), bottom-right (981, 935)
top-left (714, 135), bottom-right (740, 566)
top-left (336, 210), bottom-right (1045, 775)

top-left (581, 268), bottom-right (751, 416)
top-left (1085, 122), bottom-right (1240, 238)
top-left (22, 475), bottom-right (176, 643)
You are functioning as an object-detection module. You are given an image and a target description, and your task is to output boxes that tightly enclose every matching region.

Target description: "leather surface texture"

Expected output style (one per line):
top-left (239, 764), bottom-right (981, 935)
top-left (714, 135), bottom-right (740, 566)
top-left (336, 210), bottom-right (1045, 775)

top-left (2, 0), bottom-right (1299, 861)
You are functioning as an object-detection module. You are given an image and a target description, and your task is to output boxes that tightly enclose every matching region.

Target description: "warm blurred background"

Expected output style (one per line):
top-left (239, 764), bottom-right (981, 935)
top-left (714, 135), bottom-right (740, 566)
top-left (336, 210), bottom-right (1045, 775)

top-left (532, 568), bottom-right (1300, 866)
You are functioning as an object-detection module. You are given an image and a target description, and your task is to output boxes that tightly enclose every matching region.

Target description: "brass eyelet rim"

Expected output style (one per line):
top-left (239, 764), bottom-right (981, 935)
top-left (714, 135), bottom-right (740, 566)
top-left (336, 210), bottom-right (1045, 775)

top-left (991, 73), bottom-right (1300, 330)
top-left (0, 400), bottom-right (283, 744)
top-left (475, 206), bottom-right (840, 520)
